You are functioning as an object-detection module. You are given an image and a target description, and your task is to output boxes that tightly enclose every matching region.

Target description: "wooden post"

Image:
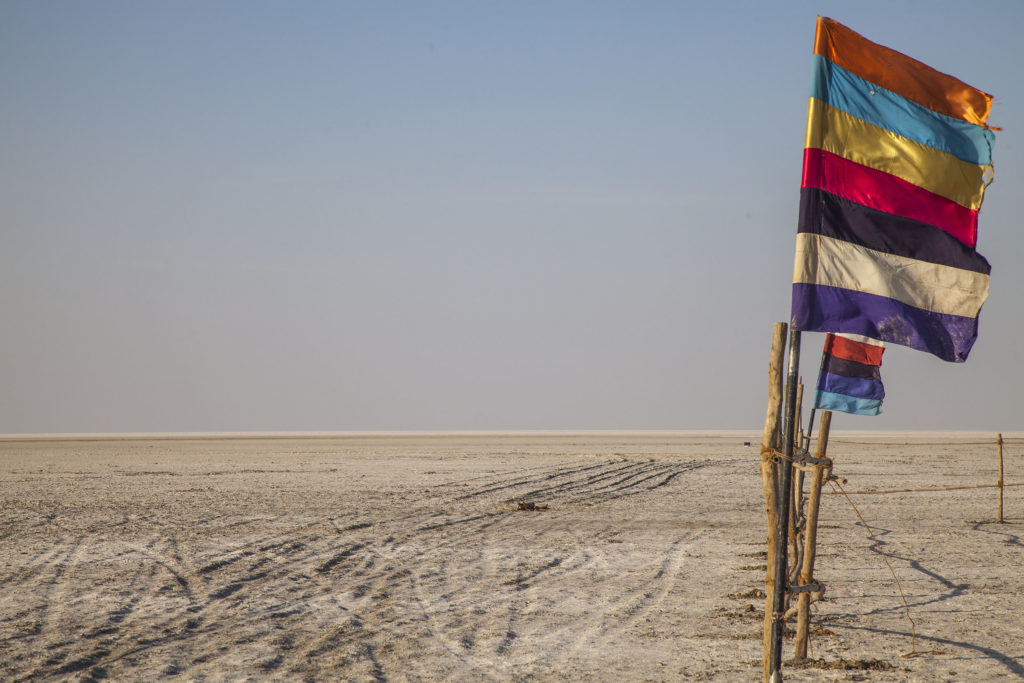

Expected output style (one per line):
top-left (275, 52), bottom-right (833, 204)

top-left (761, 323), bottom-right (786, 683)
top-left (769, 329), bottom-right (801, 681)
top-left (998, 433), bottom-right (1004, 523)
top-left (794, 410), bottom-right (831, 659)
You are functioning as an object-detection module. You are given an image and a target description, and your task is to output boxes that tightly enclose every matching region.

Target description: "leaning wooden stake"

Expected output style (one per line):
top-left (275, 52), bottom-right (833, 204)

top-left (998, 433), bottom-right (1005, 523)
top-left (760, 322), bottom-right (786, 683)
top-left (794, 410), bottom-right (831, 659)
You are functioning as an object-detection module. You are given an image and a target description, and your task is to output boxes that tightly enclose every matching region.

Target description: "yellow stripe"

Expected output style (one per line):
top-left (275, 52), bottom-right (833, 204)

top-left (793, 233), bottom-right (989, 317)
top-left (804, 98), bottom-right (987, 210)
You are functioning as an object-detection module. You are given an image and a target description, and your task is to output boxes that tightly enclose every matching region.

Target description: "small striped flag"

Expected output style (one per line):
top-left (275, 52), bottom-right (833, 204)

top-left (814, 333), bottom-right (885, 416)
top-left (791, 17), bottom-right (995, 363)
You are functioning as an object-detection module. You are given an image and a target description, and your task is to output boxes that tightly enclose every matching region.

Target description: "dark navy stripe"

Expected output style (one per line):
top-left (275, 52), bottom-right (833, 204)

top-left (823, 354), bottom-right (881, 380)
top-left (798, 188), bottom-right (991, 274)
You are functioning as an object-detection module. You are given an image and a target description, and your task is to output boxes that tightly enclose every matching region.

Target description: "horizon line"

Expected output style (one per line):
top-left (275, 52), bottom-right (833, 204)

top-left (1, 428), bottom-right (1021, 442)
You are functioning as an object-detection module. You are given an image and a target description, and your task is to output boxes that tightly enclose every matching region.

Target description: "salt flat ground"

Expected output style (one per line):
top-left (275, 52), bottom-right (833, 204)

top-left (1, 432), bottom-right (1022, 681)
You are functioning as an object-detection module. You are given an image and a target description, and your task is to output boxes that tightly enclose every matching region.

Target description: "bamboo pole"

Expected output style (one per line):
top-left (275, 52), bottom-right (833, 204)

top-left (794, 410), bottom-right (831, 659)
top-left (760, 322), bottom-right (787, 683)
top-left (998, 433), bottom-right (1005, 523)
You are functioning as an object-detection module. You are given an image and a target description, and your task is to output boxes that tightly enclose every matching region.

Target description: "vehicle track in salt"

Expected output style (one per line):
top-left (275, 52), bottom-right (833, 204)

top-left (0, 457), bottom-right (715, 681)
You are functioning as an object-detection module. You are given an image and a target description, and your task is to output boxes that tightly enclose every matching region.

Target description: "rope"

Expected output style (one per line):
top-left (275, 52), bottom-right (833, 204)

top-left (829, 440), bottom-right (998, 446)
top-left (827, 438), bottom-right (1023, 446)
top-left (773, 429), bottom-right (1015, 661)
top-left (761, 446), bottom-right (793, 463)
top-left (824, 481), bottom-right (1024, 495)
top-left (828, 478), bottom-right (920, 658)
top-left (761, 445), bottom-right (819, 462)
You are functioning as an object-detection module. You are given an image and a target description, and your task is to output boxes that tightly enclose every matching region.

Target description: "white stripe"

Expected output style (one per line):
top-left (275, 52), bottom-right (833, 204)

top-left (835, 332), bottom-right (884, 348)
top-left (793, 233), bottom-right (989, 318)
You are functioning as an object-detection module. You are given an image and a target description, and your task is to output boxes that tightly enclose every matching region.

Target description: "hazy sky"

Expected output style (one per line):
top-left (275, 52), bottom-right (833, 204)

top-left (2, 1), bottom-right (1022, 433)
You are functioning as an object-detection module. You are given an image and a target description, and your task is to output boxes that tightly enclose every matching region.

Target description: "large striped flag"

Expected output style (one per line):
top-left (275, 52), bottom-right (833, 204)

top-left (791, 17), bottom-right (995, 362)
top-left (814, 333), bottom-right (885, 416)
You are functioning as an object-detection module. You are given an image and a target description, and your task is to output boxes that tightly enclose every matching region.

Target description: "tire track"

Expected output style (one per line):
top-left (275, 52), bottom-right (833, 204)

top-left (317, 460), bottom-right (713, 675)
top-left (3, 456), bottom-right (714, 680)
top-left (275, 459), bottom-right (705, 677)
top-left (22, 532), bottom-right (206, 681)
top-left (572, 531), bottom-right (707, 654)
top-left (456, 458), bottom-right (712, 506)
top-left (15, 534), bottom-right (89, 681)
top-left (451, 461), bottom-right (618, 500)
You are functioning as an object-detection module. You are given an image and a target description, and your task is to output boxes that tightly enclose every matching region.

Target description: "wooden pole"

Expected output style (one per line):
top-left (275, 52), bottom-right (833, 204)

top-left (769, 329), bottom-right (801, 681)
top-left (998, 433), bottom-right (1004, 523)
top-left (791, 380), bottom-right (805, 560)
top-left (803, 341), bottom-right (828, 450)
top-left (761, 322), bottom-right (787, 683)
top-left (796, 378), bottom-right (805, 448)
top-left (761, 322), bottom-right (787, 454)
top-left (794, 410), bottom-right (831, 659)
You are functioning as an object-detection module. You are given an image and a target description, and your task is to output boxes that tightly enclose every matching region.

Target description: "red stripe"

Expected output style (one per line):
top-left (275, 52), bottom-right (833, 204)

top-left (802, 148), bottom-right (978, 248)
top-left (824, 333), bottom-right (884, 366)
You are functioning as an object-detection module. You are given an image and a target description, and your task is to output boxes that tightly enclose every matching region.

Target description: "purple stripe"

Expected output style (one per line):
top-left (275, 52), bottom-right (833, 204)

top-left (792, 283), bottom-right (981, 362)
top-left (816, 371), bottom-right (885, 401)
top-left (799, 188), bottom-right (991, 274)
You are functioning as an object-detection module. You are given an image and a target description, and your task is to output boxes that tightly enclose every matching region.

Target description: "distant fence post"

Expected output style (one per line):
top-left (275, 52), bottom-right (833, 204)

top-left (998, 433), bottom-right (1004, 523)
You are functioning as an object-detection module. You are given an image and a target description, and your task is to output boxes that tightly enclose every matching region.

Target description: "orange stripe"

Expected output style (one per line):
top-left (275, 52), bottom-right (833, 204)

top-left (824, 333), bottom-right (884, 366)
top-left (813, 16), bottom-right (993, 127)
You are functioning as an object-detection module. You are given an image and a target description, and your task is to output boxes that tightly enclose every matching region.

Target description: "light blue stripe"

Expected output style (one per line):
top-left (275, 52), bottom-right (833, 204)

top-left (813, 390), bottom-right (882, 416)
top-left (810, 54), bottom-right (994, 166)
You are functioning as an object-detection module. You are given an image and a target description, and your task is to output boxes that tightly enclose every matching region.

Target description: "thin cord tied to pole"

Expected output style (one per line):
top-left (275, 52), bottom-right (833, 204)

top-left (828, 478), bottom-right (919, 658)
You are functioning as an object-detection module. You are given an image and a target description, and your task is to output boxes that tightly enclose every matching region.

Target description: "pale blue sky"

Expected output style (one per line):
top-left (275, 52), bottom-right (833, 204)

top-left (2, 1), bottom-right (1022, 432)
